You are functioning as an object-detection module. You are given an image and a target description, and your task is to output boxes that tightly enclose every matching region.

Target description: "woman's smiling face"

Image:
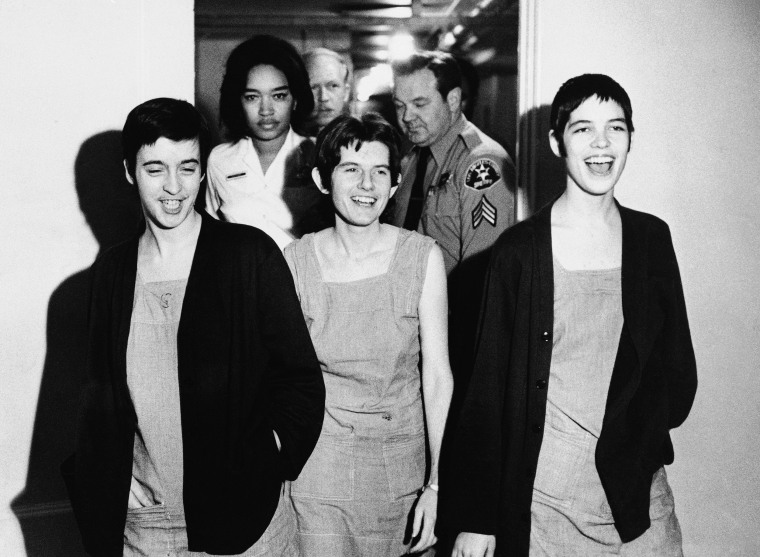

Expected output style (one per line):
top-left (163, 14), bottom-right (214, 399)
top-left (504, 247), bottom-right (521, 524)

top-left (551, 95), bottom-right (632, 197)
top-left (127, 137), bottom-right (202, 231)
top-left (324, 140), bottom-right (396, 227)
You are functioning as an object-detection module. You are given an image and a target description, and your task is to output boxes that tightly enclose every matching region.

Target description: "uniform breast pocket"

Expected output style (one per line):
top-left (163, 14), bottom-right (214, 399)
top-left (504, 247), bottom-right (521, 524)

top-left (225, 170), bottom-right (248, 181)
top-left (425, 174), bottom-right (454, 218)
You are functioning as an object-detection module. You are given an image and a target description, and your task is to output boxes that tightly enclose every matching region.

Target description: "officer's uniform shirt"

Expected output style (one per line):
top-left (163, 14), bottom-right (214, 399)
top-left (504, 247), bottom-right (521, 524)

top-left (205, 128), bottom-right (324, 249)
top-left (390, 115), bottom-right (516, 276)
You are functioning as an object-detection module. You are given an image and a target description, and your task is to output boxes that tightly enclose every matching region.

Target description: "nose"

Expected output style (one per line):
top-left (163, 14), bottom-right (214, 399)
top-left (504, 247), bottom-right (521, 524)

top-left (401, 106), bottom-right (415, 123)
top-left (358, 170), bottom-right (374, 191)
top-left (164, 172), bottom-right (181, 195)
top-left (591, 129), bottom-right (610, 148)
top-left (259, 96), bottom-right (274, 115)
top-left (317, 85), bottom-right (328, 102)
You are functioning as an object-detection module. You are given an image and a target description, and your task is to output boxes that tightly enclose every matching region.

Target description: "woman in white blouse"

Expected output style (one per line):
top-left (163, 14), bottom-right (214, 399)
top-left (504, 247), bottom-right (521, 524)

top-left (206, 35), bottom-right (330, 248)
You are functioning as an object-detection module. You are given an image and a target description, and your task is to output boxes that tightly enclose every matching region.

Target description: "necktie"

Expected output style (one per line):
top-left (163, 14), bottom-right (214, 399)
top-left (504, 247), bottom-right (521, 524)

top-left (403, 146), bottom-right (431, 231)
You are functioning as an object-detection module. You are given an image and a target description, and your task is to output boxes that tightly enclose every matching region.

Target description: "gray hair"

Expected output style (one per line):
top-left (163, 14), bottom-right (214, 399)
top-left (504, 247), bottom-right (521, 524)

top-left (303, 47), bottom-right (352, 85)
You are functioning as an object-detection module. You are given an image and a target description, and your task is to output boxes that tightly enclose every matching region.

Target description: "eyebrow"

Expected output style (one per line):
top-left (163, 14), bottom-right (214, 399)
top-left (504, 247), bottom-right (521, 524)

top-left (141, 158), bottom-right (199, 166)
top-left (568, 117), bottom-right (627, 126)
top-left (336, 162), bottom-right (390, 169)
top-left (243, 85), bottom-right (290, 93)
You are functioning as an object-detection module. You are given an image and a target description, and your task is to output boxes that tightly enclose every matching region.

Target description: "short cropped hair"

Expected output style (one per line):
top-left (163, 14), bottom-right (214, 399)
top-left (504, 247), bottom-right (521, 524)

top-left (392, 51), bottom-right (462, 101)
top-left (122, 97), bottom-right (211, 179)
top-left (550, 74), bottom-right (634, 156)
top-left (314, 113), bottom-right (402, 191)
top-left (303, 47), bottom-right (352, 85)
top-left (219, 35), bottom-right (314, 141)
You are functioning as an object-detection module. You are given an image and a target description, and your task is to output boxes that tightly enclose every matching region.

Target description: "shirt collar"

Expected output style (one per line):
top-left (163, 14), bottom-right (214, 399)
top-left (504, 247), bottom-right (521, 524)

top-left (428, 114), bottom-right (467, 165)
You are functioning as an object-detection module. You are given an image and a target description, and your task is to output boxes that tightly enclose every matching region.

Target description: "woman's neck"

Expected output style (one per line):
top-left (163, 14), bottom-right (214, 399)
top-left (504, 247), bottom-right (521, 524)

top-left (315, 221), bottom-right (398, 283)
top-left (331, 220), bottom-right (386, 260)
top-left (555, 186), bottom-right (618, 229)
top-left (251, 130), bottom-right (289, 174)
top-left (139, 211), bottom-right (201, 280)
top-left (551, 189), bottom-right (622, 270)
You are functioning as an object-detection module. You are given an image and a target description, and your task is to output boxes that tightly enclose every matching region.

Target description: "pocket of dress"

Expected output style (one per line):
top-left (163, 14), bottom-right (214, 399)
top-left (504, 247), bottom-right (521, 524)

top-left (291, 434), bottom-right (354, 500)
top-left (532, 424), bottom-right (587, 507)
top-left (383, 433), bottom-right (426, 501)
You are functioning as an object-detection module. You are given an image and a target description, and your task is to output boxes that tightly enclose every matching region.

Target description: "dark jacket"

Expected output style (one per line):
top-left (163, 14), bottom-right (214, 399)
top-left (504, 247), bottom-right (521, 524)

top-left (63, 212), bottom-right (325, 556)
top-left (445, 199), bottom-right (697, 555)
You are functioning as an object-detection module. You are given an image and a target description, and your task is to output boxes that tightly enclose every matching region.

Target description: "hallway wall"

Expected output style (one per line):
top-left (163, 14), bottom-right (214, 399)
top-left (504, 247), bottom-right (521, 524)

top-left (0, 1), bottom-right (195, 555)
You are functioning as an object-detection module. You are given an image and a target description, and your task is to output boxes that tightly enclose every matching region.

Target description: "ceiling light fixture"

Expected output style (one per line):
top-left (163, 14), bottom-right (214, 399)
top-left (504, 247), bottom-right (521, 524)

top-left (388, 31), bottom-right (416, 61)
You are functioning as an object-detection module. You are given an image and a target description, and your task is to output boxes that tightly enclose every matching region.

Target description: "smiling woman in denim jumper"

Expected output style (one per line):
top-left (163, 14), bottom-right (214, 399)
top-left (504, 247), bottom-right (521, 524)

top-left (284, 113), bottom-right (454, 556)
top-left (63, 98), bottom-right (325, 557)
top-left (449, 75), bottom-right (697, 557)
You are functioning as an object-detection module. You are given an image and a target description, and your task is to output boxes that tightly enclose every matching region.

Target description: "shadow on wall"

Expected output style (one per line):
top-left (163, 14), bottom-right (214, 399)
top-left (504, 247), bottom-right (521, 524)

top-left (194, 97), bottom-right (222, 215)
top-left (521, 104), bottom-right (566, 212)
top-left (11, 131), bottom-right (142, 557)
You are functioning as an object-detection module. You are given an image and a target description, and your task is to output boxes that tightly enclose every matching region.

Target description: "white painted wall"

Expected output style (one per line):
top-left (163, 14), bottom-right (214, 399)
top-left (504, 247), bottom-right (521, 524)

top-left (524, 1), bottom-right (760, 554)
top-left (0, 1), bottom-right (195, 555)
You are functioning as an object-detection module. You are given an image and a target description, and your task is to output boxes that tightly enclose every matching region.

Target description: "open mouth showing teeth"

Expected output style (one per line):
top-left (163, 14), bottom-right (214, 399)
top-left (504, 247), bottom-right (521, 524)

top-left (585, 157), bottom-right (614, 175)
top-left (162, 199), bottom-right (181, 210)
top-left (351, 196), bottom-right (376, 206)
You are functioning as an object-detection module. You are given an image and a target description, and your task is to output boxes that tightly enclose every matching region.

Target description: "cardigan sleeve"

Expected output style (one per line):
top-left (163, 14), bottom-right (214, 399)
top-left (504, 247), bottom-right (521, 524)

top-left (446, 239), bottom-right (519, 535)
top-left (256, 246), bottom-right (325, 480)
top-left (659, 225), bottom-right (698, 429)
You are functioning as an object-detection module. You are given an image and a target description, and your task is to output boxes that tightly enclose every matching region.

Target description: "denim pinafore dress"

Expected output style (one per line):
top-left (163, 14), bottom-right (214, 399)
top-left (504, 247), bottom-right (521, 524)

top-left (124, 274), bottom-right (296, 557)
top-left (284, 229), bottom-right (435, 556)
top-left (530, 258), bottom-right (682, 556)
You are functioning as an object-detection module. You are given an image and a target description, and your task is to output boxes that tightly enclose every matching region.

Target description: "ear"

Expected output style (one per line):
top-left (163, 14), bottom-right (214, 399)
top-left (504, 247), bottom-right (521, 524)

top-left (627, 131), bottom-right (634, 153)
top-left (123, 160), bottom-right (135, 185)
top-left (446, 86), bottom-right (462, 115)
top-left (548, 130), bottom-right (563, 158)
top-left (312, 167), bottom-right (329, 194)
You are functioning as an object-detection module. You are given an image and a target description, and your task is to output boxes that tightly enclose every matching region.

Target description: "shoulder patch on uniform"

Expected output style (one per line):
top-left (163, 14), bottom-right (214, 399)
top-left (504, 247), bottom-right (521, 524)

top-left (472, 195), bottom-right (497, 228)
top-left (464, 159), bottom-right (500, 190)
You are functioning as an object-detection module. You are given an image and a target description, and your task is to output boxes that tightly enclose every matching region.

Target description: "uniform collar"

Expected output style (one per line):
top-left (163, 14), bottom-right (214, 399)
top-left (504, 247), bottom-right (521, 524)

top-left (427, 114), bottom-right (467, 165)
top-left (243, 127), bottom-right (301, 177)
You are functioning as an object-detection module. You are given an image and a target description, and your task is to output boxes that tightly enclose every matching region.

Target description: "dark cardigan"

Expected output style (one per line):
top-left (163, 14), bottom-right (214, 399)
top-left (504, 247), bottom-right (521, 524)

top-left (63, 213), bottom-right (325, 556)
top-left (444, 199), bottom-right (697, 555)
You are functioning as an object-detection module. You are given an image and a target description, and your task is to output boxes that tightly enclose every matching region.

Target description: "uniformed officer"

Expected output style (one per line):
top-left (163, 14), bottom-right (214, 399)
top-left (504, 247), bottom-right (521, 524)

top-left (390, 51), bottom-right (516, 405)
top-left (390, 51), bottom-right (515, 275)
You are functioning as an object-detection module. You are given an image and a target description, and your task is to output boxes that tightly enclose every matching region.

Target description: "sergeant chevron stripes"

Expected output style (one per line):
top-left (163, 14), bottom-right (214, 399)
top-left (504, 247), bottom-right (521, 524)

top-left (472, 195), bottom-right (497, 228)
